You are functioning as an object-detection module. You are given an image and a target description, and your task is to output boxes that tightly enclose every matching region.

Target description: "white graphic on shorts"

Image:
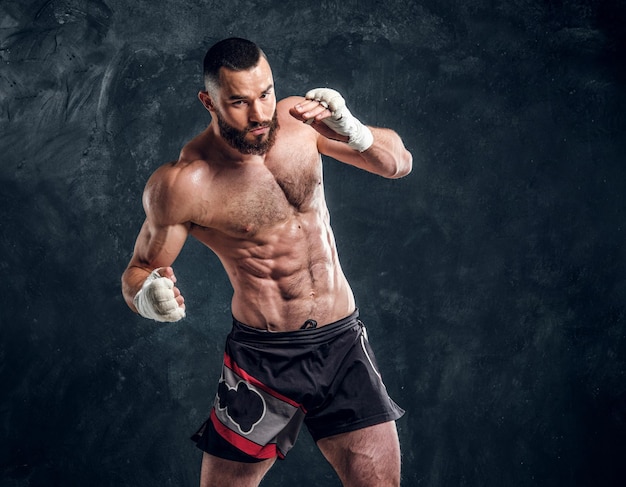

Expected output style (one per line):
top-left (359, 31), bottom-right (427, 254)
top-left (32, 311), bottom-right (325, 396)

top-left (216, 378), bottom-right (267, 435)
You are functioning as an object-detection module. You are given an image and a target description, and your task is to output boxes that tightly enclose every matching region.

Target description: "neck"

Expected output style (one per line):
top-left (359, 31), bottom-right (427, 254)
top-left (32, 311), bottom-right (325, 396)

top-left (206, 123), bottom-right (267, 165)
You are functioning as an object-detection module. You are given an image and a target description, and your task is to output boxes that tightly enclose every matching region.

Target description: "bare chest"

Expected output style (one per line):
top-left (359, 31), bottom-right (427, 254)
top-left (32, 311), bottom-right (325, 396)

top-left (201, 149), bottom-right (323, 236)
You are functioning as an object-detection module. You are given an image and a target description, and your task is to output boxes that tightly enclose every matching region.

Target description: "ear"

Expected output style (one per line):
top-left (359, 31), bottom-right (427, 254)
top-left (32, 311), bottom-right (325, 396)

top-left (198, 91), bottom-right (214, 112)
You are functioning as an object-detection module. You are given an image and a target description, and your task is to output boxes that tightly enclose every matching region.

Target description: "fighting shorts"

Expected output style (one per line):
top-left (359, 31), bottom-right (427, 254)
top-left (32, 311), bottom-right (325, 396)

top-left (191, 309), bottom-right (404, 462)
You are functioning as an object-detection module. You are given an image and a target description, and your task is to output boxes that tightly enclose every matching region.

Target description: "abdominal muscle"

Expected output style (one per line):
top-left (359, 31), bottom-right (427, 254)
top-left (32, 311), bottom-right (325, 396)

top-left (192, 207), bottom-right (356, 331)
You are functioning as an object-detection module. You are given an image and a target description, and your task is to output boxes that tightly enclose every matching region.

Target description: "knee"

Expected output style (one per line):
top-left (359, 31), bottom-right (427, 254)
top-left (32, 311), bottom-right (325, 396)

top-left (200, 453), bottom-right (275, 487)
top-left (350, 450), bottom-right (401, 487)
top-left (317, 422), bottom-right (402, 487)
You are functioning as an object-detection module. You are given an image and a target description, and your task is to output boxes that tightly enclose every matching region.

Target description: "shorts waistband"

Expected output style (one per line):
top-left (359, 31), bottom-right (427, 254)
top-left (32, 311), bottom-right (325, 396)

top-left (231, 309), bottom-right (361, 345)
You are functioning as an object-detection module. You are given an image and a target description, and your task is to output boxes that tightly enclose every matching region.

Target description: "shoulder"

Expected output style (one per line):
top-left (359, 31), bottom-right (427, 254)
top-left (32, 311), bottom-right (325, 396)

top-left (278, 95), bottom-right (305, 107)
top-left (277, 96), bottom-right (306, 120)
top-left (143, 159), bottom-right (210, 225)
top-left (276, 96), bottom-right (318, 141)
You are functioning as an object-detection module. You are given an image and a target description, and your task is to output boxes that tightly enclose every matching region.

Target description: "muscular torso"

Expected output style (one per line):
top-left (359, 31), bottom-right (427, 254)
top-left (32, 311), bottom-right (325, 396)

top-left (176, 99), bottom-right (355, 330)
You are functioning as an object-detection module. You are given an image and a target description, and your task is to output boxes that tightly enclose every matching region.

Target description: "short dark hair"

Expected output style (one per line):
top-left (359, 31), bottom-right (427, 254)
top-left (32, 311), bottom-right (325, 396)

top-left (203, 37), bottom-right (266, 92)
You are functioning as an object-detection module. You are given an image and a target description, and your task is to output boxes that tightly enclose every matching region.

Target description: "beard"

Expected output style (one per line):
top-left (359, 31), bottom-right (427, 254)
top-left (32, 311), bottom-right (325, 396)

top-left (216, 109), bottom-right (280, 155)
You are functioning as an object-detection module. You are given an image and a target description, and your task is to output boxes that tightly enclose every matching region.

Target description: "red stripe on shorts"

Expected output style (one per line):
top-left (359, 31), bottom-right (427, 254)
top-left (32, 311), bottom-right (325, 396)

top-left (209, 410), bottom-right (280, 459)
top-left (223, 352), bottom-right (306, 412)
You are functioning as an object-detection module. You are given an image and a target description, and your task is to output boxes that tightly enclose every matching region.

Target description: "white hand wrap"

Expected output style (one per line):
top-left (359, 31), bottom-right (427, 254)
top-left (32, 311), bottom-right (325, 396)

top-left (133, 269), bottom-right (185, 322)
top-left (305, 88), bottom-right (374, 152)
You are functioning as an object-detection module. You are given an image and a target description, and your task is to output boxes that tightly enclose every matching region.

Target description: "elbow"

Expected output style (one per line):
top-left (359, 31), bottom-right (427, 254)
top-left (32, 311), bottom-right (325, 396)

top-left (387, 149), bottom-right (413, 179)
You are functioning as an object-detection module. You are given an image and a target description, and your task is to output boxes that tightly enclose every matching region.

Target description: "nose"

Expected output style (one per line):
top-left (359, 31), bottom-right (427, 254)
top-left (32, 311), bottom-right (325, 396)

top-left (248, 100), bottom-right (264, 123)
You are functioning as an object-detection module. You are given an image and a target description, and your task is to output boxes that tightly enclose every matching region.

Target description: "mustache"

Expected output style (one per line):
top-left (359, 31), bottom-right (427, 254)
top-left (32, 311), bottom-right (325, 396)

top-left (245, 121), bottom-right (272, 132)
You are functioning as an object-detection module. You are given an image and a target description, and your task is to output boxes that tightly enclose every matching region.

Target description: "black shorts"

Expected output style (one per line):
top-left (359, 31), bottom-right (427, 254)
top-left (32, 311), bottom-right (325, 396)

top-left (191, 309), bottom-right (404, 462)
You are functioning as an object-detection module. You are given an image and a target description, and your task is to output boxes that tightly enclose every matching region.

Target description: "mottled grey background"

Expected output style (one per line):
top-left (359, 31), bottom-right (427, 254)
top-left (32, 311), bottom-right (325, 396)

top-left (1, 0), bottom-right (625, 486)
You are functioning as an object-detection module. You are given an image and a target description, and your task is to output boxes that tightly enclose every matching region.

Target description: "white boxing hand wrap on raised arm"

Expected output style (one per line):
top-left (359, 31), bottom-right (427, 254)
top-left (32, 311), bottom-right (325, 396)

top-left (305, 88), bottom-right (374, 152)
top-left (133, 269), bottom-right (185, 322)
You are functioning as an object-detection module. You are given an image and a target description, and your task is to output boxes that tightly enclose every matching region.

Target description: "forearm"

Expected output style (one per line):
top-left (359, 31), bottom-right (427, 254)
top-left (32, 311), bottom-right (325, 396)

top-left (293, 89), bottom-right (413, 179)
top-left (121, 264), bottom-right (152, 312)
top-left (360, 127), bottom-right (413, 179)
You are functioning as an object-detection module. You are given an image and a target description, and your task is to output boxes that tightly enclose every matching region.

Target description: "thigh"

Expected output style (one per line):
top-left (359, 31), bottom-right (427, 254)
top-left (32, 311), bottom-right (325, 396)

top-left (200, 452), bottom-right (275, 487)
top-left (316, 421), bottom-right (401, 487)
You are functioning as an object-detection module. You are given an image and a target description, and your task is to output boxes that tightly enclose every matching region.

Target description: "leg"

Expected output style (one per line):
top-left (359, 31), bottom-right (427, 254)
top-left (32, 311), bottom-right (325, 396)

top-left (316, 421), bottom-right (401, 487)
top-left (199, 452), bottom-right (275, 487)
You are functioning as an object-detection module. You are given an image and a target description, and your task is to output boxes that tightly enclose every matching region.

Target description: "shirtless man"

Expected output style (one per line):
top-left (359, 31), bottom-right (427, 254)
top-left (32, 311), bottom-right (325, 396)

top-left (121, 38), bottom-right (412, 487)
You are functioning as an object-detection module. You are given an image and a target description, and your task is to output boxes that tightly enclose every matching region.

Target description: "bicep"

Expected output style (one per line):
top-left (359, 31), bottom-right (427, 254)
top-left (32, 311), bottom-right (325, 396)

top-left (318, 127), bottom-right (412, 179)
top-left (129, 162), bottom-right (199, 269)
top-left (129, 218), bottom-right (190, 271)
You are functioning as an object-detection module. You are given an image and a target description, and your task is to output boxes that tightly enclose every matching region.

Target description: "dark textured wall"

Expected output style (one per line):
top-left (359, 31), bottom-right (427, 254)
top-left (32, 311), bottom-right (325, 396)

top-left (1, 0), bottom-right (625, 486)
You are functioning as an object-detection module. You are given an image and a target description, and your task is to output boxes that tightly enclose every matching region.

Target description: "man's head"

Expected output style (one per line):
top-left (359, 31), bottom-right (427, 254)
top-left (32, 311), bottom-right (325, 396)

top-left (203, 37), bottom-right (266, 94)
top-left (199, 38), bottom-right (278, 155)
